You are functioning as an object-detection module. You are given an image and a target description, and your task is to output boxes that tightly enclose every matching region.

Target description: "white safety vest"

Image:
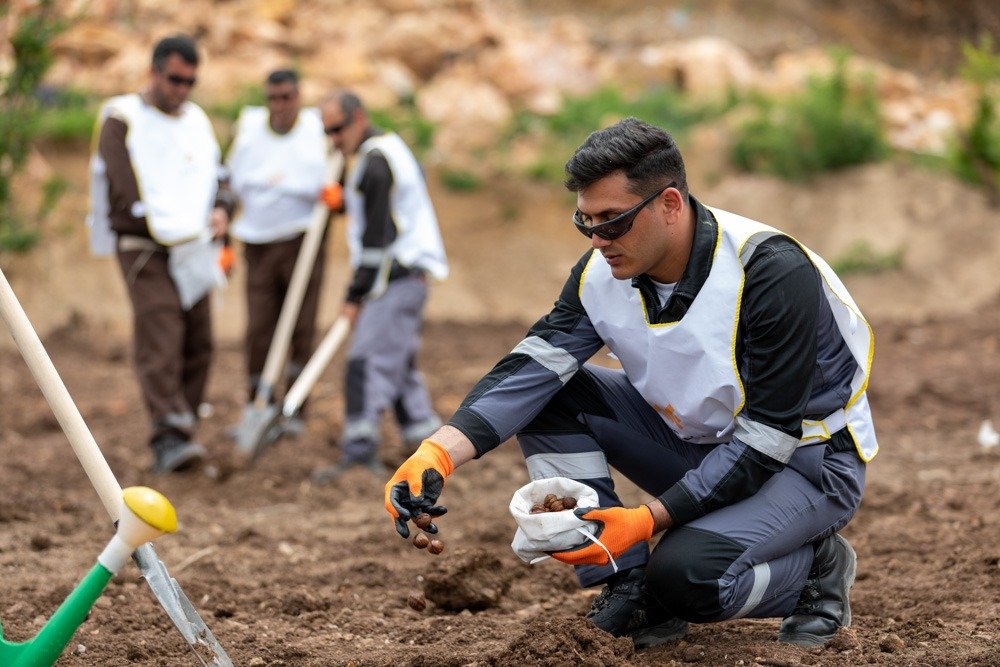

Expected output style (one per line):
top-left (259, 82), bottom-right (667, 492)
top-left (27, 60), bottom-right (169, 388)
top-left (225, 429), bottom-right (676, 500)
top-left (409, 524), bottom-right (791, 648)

top-left (87, 93), bottom-right (219, 250)
top-left (226, 107), bottom-right (327, 244)
top-left (344, 133), bottom-right (448, 281)
top-left (579, 207), bottom-right (878, 462)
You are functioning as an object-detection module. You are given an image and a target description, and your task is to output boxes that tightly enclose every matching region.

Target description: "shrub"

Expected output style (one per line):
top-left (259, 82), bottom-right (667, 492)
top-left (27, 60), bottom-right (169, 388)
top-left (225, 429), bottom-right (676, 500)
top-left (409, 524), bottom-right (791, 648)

top-left (947, 36), bottom-right (1000, 200)
top-left (731, 52), bottom-right (886, 180)
top-left (0, 0), bottom-right (65, 253)
top-left (508, 85), bottom-right (729, 183)
top-left (830, 240), bottom-right (903, 276)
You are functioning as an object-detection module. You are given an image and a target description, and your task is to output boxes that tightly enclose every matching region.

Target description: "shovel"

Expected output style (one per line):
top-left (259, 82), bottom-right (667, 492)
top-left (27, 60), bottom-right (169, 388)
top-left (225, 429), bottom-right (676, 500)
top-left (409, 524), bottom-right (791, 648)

top-left (0, 267), bottom-right (233, 667)
top-left (234, 314), bottom-right (350, 463)
top-left (232, 153), bottom-right (343, 454)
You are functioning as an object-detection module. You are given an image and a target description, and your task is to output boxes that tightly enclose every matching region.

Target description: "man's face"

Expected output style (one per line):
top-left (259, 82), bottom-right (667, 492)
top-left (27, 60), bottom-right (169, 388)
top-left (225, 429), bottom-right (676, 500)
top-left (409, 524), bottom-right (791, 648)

top-left (149, 53), bottom-right (197, 114)
top-left (266, 80), bottom-right (300, 133)
top-left (321, 102), bottom-right (365, 156)
top-left (576, 171), bottom-right (681, 283)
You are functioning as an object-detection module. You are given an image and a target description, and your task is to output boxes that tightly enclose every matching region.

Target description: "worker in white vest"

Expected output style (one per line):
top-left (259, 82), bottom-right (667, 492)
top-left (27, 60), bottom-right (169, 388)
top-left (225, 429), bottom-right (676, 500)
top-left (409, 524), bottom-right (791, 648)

top-left (312, 89), bottom-right (448, 482)
top-left (384, 118), bottom-right (877, 649)
top-left (88, 35), bottom-right (232, 474)
top-left (226, 69), bottom-right (329, 427)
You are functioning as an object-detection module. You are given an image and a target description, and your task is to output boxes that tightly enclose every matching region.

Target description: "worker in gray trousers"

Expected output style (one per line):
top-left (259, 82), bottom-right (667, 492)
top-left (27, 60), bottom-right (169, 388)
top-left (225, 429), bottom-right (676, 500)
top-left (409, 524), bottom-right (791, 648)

top-left (313, 89), bottom-right (448, 480)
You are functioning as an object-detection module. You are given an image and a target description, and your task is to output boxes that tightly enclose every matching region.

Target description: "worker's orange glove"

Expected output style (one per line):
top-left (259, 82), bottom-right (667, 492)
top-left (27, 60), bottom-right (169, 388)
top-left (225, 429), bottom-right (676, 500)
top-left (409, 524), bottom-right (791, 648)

top-left (550, 505), bottom-right (654, 566)
top-left (320, 183), bottom-right (343, 210)
top-left (385, 439), bottom-right (454, 538)
top-left (218, 243), bottom-right (235, 277)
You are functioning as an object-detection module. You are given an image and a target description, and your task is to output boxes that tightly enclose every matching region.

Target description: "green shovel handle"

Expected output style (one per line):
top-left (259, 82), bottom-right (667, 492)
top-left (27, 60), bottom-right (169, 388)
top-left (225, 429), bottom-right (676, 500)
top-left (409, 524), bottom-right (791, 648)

top-left (0, 561), bottom-right (112, 666)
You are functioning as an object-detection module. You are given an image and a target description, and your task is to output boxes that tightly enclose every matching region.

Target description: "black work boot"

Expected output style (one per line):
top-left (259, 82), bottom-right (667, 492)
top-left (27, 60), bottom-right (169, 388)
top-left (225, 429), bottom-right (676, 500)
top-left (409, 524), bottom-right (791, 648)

top-left (629, 605), bottom-right (690, 648)
top-left (778, 534), bottom-right (857, 647)
top-left (586, 567), bottom-right (689, 645)
top-left (152, 435), bottom-right (206, 474)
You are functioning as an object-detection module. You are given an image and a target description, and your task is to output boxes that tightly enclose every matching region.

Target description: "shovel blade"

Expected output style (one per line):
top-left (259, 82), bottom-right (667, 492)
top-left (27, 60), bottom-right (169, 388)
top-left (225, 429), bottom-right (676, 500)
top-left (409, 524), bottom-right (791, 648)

top-left (233, 404), bottom-right (282, 466)
top-left (133, 544), bottom-right (233, 666)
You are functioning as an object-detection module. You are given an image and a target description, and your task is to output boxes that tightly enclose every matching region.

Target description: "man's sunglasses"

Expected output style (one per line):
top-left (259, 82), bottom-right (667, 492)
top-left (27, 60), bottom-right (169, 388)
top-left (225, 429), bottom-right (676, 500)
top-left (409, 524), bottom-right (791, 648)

top-left (165, 73), bottom-right (197, 87)
top-left (267, 92), bottom-right (296, 102)
top-left (572, 182), bottom-right (676, 241)
top-left (324, 120), bottom-right (350, 136)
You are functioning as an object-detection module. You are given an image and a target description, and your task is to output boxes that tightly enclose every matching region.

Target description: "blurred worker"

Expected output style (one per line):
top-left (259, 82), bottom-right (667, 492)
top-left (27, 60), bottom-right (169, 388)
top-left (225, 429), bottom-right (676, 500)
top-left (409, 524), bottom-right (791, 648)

top-left (313, 89), bottom-right (448, 481)
top-left (385, 118), bottom-right (877, 648)
top-left (87, 35), bottom-right (233, 473)
top-left (225, 69), bottom-right (329, 428)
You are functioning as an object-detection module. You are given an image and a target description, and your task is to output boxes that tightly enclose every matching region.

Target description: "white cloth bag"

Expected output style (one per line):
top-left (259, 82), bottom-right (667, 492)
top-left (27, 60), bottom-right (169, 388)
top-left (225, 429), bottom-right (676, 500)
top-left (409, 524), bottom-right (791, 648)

top-left (168, 237), bottom-right (225, 310)
top-left (509, 477), bottom-right (617, 571)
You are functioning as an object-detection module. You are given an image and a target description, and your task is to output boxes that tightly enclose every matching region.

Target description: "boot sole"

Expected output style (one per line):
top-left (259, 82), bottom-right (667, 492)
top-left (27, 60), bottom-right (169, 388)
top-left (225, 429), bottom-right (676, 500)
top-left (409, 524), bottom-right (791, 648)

top-left (631, 619), bottom-right (690, 648)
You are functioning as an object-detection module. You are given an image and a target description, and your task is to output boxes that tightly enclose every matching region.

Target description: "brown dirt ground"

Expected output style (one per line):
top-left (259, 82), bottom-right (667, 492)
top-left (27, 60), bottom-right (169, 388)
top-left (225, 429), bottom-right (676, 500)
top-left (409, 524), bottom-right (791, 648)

top-left (1, 283), bottom-right (999, 665)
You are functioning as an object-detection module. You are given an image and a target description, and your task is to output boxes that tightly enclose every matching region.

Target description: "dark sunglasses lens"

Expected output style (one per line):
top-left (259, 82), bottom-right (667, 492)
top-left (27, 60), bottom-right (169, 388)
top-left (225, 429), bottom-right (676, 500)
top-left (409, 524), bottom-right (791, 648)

top-left (268, 93), bottom-right (293, 102)
top-left (324, 123), bottom-right (346, 135)
top-left (167, 74), bottom-right (196, 87)
top-left (595, 219), bottom-right (631, 240)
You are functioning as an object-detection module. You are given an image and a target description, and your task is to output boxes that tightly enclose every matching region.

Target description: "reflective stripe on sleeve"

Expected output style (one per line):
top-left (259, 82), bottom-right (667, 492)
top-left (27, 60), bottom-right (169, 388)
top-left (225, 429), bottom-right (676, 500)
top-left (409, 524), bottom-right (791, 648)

top-left (511, 335), bottom-right (578, 384)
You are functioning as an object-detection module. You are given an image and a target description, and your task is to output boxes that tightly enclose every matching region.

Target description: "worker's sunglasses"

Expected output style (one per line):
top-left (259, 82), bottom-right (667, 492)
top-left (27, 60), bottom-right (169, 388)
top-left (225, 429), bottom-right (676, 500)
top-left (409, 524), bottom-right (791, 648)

top-left (572, 182), bottom-right (675, 241)
top-left (324, 120), bottom-right (350, 136)
top-left (165, 74), bottom-right (197, 88)
top-left (267, 92), bottom-right (296, 102)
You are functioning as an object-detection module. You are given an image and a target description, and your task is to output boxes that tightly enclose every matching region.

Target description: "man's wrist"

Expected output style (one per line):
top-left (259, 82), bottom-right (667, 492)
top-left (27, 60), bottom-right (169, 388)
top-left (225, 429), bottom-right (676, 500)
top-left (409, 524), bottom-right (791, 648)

top-left (646, 499), bottom-right (674, 534)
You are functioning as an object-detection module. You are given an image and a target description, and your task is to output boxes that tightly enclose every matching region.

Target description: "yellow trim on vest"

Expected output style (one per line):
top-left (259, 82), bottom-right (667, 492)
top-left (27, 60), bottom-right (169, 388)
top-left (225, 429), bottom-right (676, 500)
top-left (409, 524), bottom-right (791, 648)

top-left (847, 422), bottom-right (878, 462)
top-left (578, 248), bottom-right (598, 300)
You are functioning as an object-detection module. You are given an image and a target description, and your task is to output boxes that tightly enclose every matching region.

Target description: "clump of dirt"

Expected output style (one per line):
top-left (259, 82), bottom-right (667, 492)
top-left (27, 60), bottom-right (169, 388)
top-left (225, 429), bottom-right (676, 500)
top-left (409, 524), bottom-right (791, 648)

top-left (423, 549), bottom-right (512, 611)
top-left (490, 616), bottom-right (634, 666)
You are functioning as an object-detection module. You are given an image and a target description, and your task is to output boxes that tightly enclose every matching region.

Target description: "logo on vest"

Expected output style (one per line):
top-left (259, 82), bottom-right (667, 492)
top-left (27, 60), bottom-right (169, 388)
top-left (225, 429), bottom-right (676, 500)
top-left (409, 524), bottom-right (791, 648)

top-left (653, 403), bottom-right (685, 430)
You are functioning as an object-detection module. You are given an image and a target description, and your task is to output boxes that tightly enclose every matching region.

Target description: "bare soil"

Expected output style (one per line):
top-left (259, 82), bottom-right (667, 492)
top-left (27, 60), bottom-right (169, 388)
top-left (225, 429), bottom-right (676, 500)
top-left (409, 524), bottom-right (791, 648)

top-left (1, 277), bottom-right (999, 666)
top-left (2, 3), bottom-right (1000, 664)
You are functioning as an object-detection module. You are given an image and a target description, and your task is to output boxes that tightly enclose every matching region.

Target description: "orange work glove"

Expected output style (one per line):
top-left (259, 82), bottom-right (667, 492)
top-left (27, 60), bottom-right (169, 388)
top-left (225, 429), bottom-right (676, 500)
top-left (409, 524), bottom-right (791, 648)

top-left (550, 505), bottom-right (654, 566)
top-left (218, 243), bottom-right (235, 277)
top-left (385, 439), bottom-right (454, 538)
top-left (320, 183), bottom-right (343, 210)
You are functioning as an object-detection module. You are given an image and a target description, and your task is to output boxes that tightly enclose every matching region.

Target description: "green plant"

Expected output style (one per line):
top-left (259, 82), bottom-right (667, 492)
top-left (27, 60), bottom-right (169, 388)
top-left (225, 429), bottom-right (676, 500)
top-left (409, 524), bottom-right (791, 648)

top-left (830, 240), bottom-right (903, 276)
top-left (369, 101), bottom-right (436, 157)
top-left (440, 168), bottom-right (482, 192)
top-left (506, 85), bottom-right (729, 184)
top-left (36, 103), bottom-right (97, 142)
top-left (731, 52), bottom-right (886, 180)
top-left (948, 36), bottom-right (1000, 200)
top-left (0, 0), bottom-right (66, 253)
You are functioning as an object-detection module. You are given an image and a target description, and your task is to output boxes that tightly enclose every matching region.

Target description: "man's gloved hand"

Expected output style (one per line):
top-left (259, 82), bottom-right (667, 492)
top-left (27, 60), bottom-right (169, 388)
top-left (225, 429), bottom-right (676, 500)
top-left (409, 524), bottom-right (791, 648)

top-left (384, 439), bottom-right (454, 538)
top-left (320, 183), bottom-right (344, 211)
top-left (550, 505), bottom-right (654, 566)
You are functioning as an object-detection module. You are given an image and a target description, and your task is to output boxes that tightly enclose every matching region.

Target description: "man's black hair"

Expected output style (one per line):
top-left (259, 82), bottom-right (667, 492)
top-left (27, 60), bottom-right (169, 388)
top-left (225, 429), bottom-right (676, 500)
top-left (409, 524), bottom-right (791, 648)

top-left (151, 35), bottom-right (199, 70)
top-left (267, 69), bottom-right (299, 86)
top-left (335, 90), bottom-right (364, 118)
top-left (564, 117), bottom-right (688, 197)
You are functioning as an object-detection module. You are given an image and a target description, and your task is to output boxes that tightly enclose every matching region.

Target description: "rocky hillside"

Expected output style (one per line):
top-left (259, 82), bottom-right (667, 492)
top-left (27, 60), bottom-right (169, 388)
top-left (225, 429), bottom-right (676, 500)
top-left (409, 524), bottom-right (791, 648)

top-left (2, 0), bottom-right (993, 166)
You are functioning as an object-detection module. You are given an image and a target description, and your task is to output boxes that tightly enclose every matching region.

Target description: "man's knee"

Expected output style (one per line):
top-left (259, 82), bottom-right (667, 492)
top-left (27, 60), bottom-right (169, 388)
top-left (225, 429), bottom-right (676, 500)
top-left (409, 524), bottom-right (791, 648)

top-left (645, 526), bottom-right (744, 623)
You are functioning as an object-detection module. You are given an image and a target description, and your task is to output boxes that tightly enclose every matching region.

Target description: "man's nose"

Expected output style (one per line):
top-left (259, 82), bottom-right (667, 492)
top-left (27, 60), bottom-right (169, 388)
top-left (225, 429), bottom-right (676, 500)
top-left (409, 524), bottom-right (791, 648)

top-left (591, 233), bottom-right (611, 249)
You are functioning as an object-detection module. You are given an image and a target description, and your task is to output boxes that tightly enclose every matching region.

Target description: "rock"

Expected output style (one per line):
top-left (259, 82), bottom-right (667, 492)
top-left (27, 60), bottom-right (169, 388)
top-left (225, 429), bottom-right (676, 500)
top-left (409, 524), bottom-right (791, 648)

top-left (879, 633), bottom-right (905, 653)
top-left (682, 644), bottom-right (706, 661)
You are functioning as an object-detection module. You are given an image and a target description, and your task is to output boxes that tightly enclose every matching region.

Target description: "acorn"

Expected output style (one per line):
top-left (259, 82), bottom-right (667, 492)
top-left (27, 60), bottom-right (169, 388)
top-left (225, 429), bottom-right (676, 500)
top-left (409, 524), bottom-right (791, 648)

top-left (428, 539), bottom-right (445, 555)
top-left (413, 513), bottom-right (433, 530)
top-left (407, 593), bottom-right (426, 611)
top-left (413, 533), bottom-right (430, 549)
top-left (561, 496), bottom-right (577, 509)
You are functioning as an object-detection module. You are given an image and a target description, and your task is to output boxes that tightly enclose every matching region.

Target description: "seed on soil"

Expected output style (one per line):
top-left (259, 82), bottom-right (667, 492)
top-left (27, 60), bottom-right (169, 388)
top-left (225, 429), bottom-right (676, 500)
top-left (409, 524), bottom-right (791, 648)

top-left (414, 513), bottom-right (433, 529)
top-left (413, 533), bottom-right (430, 549)
top-left (428, 539), bottom-right (445, 554)
top-left (407, 593), bottom-right (426, 611)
